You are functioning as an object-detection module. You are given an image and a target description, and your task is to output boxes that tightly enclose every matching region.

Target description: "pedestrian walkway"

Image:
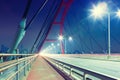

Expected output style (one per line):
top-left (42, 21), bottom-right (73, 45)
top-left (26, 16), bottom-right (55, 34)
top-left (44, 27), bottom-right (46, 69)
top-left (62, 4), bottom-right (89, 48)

top-left (26, 56), bottom-right (64, 80)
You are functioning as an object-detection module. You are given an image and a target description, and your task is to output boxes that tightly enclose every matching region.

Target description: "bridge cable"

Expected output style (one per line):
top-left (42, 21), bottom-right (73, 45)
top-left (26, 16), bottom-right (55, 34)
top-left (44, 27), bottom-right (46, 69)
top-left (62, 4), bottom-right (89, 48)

top-left (25, 0), bottom-right (48, 30)
top-left (31, 0), bottom-right (60, 53)
top-left (37, 0), bottom-right (63, 52)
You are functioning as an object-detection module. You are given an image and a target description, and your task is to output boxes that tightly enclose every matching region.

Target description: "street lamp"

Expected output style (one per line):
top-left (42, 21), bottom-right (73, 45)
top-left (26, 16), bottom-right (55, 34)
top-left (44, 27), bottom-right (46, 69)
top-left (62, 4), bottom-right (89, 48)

top-left (90, 2), bottom-right (111, 58)
top-left (68, 36), bottom-right (73, 41)
top-left (116, 9), bottom-right (120, 18)
top-left (58, 35), bottom-right (64, 54)
top-left (58, 35), bottom-right (73, 54)
top-left (51, 43), bottom-right (54, 46)
top-left (65, 36), bottom-right (73, 53)
top-left (58, 35), bottom-right (64, 41)
top-left (90, 2), bottom-right (108, 20)
top-left (90, 2), bottom-right (114, 59)
top-left (90, 2), bottom-right (120, 58)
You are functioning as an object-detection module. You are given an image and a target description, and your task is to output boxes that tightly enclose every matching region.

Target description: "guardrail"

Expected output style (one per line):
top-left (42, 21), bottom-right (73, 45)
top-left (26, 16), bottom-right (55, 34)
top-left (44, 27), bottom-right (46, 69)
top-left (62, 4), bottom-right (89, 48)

top-left (0, 54), bottom-right (38, 80)
top-left (44, 57), bottom-right (118, 80)
top-left (42, 54), bottom-right (120, 61)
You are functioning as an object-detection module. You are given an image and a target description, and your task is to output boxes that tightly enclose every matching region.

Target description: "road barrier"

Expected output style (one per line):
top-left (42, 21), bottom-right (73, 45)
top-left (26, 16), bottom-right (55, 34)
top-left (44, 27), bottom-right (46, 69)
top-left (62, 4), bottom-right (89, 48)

top-left (44, 57), bottom-right (118, 80)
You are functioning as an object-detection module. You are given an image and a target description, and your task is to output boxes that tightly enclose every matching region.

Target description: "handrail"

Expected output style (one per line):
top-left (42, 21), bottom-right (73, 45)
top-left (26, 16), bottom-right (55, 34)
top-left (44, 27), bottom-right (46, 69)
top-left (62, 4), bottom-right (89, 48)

top-left (6, 56), bottom-right (35, 80)
top-left (44, 57), bottom-right (119, 80)
top-left (0, 54), bottom-right (34, 57)
top-left (0, 56), bottom-right (35, 72)
top-left (0, 54), bottom-right (38, 80)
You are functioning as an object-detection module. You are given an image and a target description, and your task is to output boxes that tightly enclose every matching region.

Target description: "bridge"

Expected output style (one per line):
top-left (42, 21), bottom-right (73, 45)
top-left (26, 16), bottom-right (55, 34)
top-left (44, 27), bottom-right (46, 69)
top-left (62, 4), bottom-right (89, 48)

top-left (0, 0), bottom-right (120, 80)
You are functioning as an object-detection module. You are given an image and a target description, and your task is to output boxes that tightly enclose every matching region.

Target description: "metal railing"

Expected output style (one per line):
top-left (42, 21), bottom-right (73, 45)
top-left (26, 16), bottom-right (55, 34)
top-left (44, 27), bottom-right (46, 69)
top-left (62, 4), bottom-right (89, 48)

top-left (0, 54), bottom-right (38, 80)
top-left (44, 57), bottom-right (119, 80)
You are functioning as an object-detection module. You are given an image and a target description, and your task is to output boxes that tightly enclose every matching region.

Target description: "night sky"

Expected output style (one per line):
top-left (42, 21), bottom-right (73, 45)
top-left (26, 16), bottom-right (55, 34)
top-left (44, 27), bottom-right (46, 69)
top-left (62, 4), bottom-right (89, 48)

top-left (0, 0), bottom-right (120, 53)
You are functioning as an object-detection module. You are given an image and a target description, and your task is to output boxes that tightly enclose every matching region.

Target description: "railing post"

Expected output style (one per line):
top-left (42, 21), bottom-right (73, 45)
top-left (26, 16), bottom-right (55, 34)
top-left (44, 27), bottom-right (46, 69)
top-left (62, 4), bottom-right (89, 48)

top-left (58, 63), bottom-right (60, 68)
top-left (56, 62), bottom-right (59, 67)
top-left (0, 56), bottom-right (3, 63)
top-left (24, 55), bottom-right (26, 76)
top-left (83, 73), bottom-right (87, 80)
top-left (69, 67), bottom-right (72, 76)
top-left (0, 56), bottom-right (3, 75)
top-left (30, 57), bottom-right (32, 68)
top-left (16, 56), bottom-right (19, 80)
top-left (28, 60), bottom-right (30, 71)
top-left (27, 56), bottom-right (30, 71)
top-left (61, 64), bottom-right (64, 71)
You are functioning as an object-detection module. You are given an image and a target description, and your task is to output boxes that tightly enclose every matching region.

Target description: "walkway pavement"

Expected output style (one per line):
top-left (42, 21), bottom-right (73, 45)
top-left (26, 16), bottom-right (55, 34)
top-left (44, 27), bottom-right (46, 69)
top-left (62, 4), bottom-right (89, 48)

top-left (27, 56), bottom-right (64, 80)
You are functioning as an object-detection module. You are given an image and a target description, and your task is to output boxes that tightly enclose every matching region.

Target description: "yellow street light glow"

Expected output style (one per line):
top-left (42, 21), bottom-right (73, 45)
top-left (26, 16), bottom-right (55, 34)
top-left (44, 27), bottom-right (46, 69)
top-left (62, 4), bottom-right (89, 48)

top-left (90, 2), bottom-right (108, 19)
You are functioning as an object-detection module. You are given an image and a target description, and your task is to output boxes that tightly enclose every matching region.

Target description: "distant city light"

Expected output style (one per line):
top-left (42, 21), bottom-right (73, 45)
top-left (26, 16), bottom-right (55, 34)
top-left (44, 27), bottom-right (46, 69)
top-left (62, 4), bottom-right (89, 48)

top-left (90, 2), bottom-right (108, 19)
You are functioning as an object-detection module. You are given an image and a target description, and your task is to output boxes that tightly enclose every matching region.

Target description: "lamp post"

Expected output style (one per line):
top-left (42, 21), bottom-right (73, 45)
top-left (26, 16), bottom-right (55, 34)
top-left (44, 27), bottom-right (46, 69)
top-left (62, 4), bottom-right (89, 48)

top-left (58, 35), bottom-right (64, 54)
top-left (89, 2), bottom-right (120, 59)
top-left (58, 35), bottom-right (73, 54)
top-left (108, 13), bottom-right (111, 58)
top-left (64, 38), bottom-right (66, 53)
top-left (65, 36), bottom-right (73, 54)
top-left (90, 2), bottom-right (111, 58)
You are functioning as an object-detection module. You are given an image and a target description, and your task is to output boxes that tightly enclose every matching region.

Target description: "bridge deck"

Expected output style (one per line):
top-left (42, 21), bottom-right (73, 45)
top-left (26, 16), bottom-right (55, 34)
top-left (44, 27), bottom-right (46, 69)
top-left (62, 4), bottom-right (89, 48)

top-left (26, 56), bottom-right (64, 80)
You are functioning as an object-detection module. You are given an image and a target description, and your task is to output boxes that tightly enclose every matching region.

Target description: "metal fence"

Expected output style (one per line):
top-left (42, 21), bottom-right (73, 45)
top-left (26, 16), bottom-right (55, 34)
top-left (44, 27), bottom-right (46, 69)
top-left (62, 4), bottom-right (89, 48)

top-left (44, 57), bottom-right (118, 80)
top-left (0, 54), bottom-right (38, 80)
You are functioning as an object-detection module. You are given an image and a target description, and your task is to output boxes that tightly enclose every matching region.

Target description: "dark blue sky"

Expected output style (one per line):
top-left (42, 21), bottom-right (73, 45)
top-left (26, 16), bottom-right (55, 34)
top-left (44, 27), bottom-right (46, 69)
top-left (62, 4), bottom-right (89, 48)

top-left (0, 0), bottom-right (120, 53)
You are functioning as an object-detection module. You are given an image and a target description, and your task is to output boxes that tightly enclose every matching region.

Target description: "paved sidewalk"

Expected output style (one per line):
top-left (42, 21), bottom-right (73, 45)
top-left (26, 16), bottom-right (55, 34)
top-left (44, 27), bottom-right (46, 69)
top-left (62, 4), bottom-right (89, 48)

top-left (27, 56), bottom-right (64, 80)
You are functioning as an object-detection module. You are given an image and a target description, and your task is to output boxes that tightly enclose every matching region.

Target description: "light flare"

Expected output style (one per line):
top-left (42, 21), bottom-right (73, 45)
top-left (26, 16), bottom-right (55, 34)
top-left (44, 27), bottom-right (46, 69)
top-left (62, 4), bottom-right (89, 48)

top-left (116, 9), bottom-right (120, 18)
top-left (90, 2), bottom-right (108, 19)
